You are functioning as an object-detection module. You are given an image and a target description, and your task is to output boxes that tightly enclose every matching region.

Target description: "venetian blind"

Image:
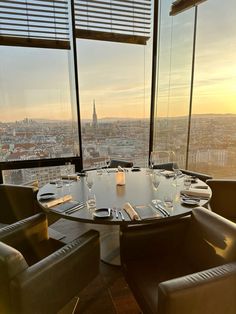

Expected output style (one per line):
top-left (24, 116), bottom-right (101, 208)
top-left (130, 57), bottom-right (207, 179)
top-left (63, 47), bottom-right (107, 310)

top-left (74, 0), bottom-right (152, 45)
top-left (0, 0), bottom-right (70, 49)
top-left (170, 0), bottom-right (207, 16)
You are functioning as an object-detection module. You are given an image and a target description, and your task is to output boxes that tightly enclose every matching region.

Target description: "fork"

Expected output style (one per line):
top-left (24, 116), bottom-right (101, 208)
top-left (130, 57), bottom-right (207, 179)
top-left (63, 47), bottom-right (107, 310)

top-left (65, 202), bottom-right (85, 214)
top-left (112, 208), bottom-right (119, 219)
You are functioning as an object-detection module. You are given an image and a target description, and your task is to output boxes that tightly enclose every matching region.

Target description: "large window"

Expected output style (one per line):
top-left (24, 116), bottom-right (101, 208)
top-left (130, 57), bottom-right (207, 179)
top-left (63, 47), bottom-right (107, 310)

top-left (154, 0), bottom-right (236, 178)
top-left (77, 22), bottom-right (153, 168)
top-left (0, 46), bottom-right (79, 184)
top-left (153, 0), bottom-right (195, 168)
top-left (188, 0), bottom-right (236, 178)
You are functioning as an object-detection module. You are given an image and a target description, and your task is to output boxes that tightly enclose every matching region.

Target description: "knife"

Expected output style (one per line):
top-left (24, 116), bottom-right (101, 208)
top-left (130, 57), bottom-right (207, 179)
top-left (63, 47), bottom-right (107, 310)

top-left (155, 204), bottom-right (170, 217)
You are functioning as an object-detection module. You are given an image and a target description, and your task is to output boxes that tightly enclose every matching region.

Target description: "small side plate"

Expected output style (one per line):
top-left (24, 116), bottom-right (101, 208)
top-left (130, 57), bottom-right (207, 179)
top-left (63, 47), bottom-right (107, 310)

top-left (39, 192), bottom-right (55, 200)
top-left (181, 199), bottom-right (200, 206)
top-left (93, 208), bottom-right (111, 218)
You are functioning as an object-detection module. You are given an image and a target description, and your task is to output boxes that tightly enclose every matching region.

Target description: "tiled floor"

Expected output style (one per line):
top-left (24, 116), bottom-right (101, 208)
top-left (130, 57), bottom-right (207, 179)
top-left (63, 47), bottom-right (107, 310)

top-left (52, 218), bottom-right (141, 314)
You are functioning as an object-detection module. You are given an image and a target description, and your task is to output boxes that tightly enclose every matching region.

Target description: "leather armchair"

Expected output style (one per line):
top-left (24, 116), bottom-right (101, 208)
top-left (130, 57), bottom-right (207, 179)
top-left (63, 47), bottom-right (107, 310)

top-left (0, 213), bottom-right (100, 314)
top-left (206, 179), bottom-right (236, 223)
top-left (153, 163), bottom-right (212, 182)
top-left (109, 159), bottom-right (133, 168)
top-left (0, 184), bottom-right (41, 225)
top-left (120, 207), bottom-right (236, 314)
top-left (180, 168), bottom-right (212, 182)
top-left (0, 184), bottom-right (59, 227)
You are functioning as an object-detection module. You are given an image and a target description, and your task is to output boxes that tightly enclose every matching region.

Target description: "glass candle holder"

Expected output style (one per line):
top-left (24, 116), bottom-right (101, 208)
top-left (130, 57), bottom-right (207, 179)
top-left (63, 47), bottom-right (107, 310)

top-left (116, 171), bottom-right (125, 185)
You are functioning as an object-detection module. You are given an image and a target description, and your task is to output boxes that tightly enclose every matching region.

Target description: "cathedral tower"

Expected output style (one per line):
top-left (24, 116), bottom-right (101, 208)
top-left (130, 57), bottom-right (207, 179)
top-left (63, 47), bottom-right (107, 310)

top-left (92, 99), bottom-right (98, 128)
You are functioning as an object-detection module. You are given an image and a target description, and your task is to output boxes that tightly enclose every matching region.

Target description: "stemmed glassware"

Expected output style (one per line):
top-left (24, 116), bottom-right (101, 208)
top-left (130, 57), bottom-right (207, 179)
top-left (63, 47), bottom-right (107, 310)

top-left (85, 172), bottom-right (96, 210)
top-left (65, 162), bottom-right (73, 186)
top-left (169, 152), bottom-right (181, 186)
top-left (85, 171), bottom-right (94, 193)
top-left (105, 155), bottom-right (111, 173)
top-left (151, 171), bottom-right (162, 206)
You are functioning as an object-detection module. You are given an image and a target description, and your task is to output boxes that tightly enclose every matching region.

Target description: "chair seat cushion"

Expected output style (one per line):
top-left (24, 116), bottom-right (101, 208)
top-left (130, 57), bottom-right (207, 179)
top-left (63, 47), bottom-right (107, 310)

top-left (125, 254), bottom-right (194, 313)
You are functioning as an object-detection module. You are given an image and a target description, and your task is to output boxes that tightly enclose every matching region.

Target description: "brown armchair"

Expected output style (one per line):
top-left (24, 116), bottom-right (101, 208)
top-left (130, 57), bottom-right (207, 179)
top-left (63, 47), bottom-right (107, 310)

top-left (0, 213), bottom-right (100, 314)
top-left (206, 179), bottom-right (236, 223)
top-left (153, 163), bottom-right (212, 182)
top-left (120, 207), bottom-right (236, 314)
top-left (109, 159), bottom-right (133, 168)
top-left (0, 183), bottom-right (60, 227)
top-left (0, 184), bottom-right (41, 225)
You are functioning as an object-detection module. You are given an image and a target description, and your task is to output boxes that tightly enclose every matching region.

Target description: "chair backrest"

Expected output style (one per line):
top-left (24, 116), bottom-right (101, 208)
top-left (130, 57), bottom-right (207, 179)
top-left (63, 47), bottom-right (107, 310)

top-left (181, 169), bottom-right (212, 182)
top-left (206, 179), bottom-right (236, 222)
top-left (0, 184), bottom-right (41, 224)
top-left (109, 159), bottom-right (133, 168)
top-left (153, 162), bottom-right (178, 171)
top-left (185, 207), bottom-right (236, 272)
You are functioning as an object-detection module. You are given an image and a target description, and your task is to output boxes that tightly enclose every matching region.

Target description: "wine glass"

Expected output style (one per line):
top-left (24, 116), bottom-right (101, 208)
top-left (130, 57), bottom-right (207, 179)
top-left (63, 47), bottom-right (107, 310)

top-left (151, 171), bottom-right (162, 206)
top-left (105, 155), bottom-right (111, 173)
top-left (169, 152), bottom-right (181, 186)
top-left (150, 150), bottom-right (172, 171)
top-left (65, 162), bottom-right (73, 186)
top-left (85, 171), bottom-right (94, 193)
top-left (150, 151), bottom-right (156, 170)
top-left (152, 171), bottom-right (161, 191)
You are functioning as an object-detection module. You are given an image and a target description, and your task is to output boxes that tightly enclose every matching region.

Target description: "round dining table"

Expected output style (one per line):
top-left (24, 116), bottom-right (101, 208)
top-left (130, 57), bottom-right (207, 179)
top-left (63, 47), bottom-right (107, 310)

top-left (37, 168), bottom-right (211, 265)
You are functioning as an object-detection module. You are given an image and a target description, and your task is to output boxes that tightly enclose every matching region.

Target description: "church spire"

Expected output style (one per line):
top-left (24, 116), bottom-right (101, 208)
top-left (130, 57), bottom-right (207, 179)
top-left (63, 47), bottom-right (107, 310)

top-left (92, 99), bottom-right (98, 128)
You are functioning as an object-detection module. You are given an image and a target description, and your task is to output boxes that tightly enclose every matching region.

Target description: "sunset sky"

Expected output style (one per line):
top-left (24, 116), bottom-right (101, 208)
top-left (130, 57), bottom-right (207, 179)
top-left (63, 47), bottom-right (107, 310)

top-left (0, 0), bottom-right (235, 122)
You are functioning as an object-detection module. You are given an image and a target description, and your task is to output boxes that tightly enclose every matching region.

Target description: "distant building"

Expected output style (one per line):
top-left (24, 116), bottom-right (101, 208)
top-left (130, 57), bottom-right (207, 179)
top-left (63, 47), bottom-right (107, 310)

top-left (92, 100), bottom-right (98, 128)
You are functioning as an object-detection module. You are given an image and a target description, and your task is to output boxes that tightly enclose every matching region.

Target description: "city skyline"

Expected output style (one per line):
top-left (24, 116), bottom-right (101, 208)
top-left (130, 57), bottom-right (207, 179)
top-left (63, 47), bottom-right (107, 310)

top-left (0, 0), bottom-right (235, 122)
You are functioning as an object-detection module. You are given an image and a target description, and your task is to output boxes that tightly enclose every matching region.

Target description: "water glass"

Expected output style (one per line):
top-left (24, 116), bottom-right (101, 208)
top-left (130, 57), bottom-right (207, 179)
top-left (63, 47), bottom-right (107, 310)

top-left (184, 176), bottom-right (192, 190)
top-left (55, 179), bottom-right (63, 197)
top-left (163, 190), bottom-right (174, 209)
top-left (86, 193), bottom-right (96, 210)
top-left (86, 171), bottom-right (94, 192)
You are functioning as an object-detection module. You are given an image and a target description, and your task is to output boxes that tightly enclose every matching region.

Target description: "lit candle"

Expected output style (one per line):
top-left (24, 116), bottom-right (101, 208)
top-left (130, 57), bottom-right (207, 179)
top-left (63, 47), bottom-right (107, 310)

top-left (116, 171), bottom-right (125, 186)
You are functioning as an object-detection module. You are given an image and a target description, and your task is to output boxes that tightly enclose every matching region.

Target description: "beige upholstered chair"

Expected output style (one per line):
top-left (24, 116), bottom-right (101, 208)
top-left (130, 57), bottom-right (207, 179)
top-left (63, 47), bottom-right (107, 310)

top-left (0, 213), bottom-right (100, 314)
top-left (206, 179), bottom-right (236, 223)
top-left (120, 207), bottom-right (236, 314)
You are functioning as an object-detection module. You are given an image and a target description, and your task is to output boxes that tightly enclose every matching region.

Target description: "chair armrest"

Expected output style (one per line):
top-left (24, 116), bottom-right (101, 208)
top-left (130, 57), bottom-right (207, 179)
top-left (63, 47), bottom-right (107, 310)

top-left (158, 262), bottom-right (236, 314)
top-left (120, 217), bottom-right (190, 262)
top-left (10, 230), bottom-right (100, 314)
top-left (0, 213), bottom-right (48, 246)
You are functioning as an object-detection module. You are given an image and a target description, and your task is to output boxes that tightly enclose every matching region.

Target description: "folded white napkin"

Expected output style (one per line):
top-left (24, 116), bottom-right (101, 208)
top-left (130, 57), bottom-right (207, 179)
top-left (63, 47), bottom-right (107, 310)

top-left (181, 188), bottom-right (211, 198)
top-left (161, 170), bottom-right (175, 178)
top-left (123, 202), bottom-right (140, 220)
top-left (44, 195), bottom-right (72, 208)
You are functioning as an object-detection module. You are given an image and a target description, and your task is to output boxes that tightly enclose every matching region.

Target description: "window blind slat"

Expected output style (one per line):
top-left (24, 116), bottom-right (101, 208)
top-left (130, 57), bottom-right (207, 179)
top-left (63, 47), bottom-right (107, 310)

top-left (1, 16), bottom-right (69, 26)
top-left (4, 0), bottom-right (67, 10)
top-left (0, 0), bottom-right (70, 50)
top-left (76, 0), bottom-right (151, 12)
top-left (76, 13), bottom-right (151, 25)
top-left (75, 8), bottom-right (150, 21)
top-left (75, 0), bottom-right (151, 45)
